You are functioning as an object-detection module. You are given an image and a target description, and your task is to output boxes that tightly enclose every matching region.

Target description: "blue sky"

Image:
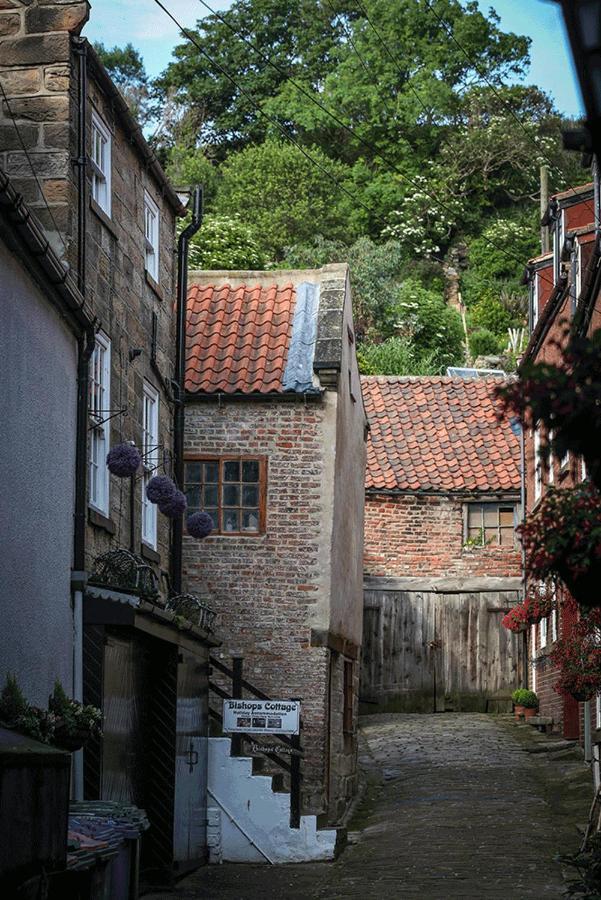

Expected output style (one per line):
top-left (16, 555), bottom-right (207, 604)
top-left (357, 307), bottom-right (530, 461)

top-left (84, 0), bottom-right (584, 118)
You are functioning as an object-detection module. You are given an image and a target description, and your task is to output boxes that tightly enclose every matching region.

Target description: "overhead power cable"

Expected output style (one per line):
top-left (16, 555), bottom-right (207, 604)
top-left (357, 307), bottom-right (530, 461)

top-left (186, 0), bottom-right (556, 288)
top-left (422, 0), bottom-right (594, 216)
top-left (151, 0), bottom-right (386, 230)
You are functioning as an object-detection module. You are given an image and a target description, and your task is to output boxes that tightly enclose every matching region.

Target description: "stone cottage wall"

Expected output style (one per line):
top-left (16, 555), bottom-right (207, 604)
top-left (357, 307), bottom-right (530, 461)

top-left (364, 492), bottom-right (522, 580)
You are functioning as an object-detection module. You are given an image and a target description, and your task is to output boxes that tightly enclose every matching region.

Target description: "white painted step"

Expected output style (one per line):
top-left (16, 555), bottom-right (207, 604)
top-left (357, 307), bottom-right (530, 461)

top-left (207, 737), bottom-right (338, 863)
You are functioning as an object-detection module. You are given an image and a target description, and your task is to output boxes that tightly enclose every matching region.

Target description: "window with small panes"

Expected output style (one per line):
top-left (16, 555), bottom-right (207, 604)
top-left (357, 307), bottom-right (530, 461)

top-left (184, 457), bottom-right (266, 535)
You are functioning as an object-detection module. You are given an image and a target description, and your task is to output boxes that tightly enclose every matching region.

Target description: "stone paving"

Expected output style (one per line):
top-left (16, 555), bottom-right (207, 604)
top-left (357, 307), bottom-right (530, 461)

top-left (145, 714), bottom-right (592, 899)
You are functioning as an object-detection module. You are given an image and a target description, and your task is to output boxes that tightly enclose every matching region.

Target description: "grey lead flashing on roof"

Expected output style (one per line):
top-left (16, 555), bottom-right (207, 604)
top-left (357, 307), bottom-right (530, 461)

top-left (282, 281), bottom-right (321, 393)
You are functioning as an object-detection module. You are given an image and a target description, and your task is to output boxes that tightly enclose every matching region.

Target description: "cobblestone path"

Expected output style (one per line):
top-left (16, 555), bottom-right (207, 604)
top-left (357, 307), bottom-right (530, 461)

top-left (146, 714), bottom-right (591, 900)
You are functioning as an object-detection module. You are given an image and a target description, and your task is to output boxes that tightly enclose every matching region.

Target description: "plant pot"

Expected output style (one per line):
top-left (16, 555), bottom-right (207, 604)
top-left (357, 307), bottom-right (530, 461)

top-left (569, 689), bottom-right (595, 703)
top-left (53, 724), bottom-right (92, 752)
top-left (523, 707), bottom-right (538, 719)
top-left (514, 705), bottom-right (526, 720)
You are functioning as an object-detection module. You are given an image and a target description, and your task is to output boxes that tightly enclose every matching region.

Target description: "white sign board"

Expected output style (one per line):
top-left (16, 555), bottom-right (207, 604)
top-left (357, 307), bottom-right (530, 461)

top-left (223, 699), bottom-right (300, 735)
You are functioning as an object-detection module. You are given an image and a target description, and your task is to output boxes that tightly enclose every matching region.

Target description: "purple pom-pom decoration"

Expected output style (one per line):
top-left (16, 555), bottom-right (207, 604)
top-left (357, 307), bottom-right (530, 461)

top-left (158, 489), bottom-right (188, 518)
top-left (146, 475), bottom-right (177, 505)
top-left (106, 442), bottom-right (142, 477)
top-left (186, 511), bottom-right (213, 539)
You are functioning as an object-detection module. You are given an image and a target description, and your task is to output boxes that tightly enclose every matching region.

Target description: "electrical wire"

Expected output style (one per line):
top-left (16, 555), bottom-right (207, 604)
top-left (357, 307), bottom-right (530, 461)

top-left (422, 0), bottom-right (595, 216)
top-left (0, 79), bottom-right (70, 257)
top-left (185, 0), bottom-right (557, 288)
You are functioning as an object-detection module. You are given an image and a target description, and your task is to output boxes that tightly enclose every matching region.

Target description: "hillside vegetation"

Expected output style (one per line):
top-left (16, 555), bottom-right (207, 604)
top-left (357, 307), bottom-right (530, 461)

top-left (96, 0), bottom-right (583, 374)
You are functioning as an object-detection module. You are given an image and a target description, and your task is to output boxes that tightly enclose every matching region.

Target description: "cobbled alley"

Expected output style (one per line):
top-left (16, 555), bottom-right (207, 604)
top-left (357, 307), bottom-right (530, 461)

top-left (146, 713), bottom-right (592, 900)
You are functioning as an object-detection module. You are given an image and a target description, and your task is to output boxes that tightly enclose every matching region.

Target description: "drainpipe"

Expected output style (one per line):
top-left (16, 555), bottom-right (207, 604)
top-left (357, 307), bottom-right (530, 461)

top-left (171, 186), bottom-right (203, 595)
top-left (71, 37), bottom-right (92, 802)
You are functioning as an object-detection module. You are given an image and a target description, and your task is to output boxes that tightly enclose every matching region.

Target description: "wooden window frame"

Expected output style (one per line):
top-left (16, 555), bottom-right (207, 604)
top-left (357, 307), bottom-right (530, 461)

top-left (184, 454), bottom-right (267, 536)
top-left (464, 501), bottom-right (517, 548)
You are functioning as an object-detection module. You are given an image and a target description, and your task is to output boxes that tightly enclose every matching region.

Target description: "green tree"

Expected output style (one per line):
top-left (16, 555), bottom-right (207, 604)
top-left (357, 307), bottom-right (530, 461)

top-left (93, 42), bottom-right (157, 127)
top-left (188, 214), bottom-right (267, 270)
top-left (212, 139), bottom-right (356, 259)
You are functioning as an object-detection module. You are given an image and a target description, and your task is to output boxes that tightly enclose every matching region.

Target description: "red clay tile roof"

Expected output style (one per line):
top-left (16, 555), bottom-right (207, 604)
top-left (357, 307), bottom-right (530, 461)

top-left (362, 376), bottom-right (521, 493)
top-left (186, 282), bottom-right (297, 394)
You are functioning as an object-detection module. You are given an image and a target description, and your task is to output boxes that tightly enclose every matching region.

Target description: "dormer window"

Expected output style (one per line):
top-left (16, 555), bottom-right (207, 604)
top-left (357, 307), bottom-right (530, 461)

top-left (144, 191), bottom-right (160, 283)
top-left (91, 112), bottom-right (111, 217)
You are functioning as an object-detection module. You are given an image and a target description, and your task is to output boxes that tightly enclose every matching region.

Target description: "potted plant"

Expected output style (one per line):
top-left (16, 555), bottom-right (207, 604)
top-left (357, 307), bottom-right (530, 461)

top-left (519, 689), bottom-right (539, 719)
top-left (49, 680), bottom-right (102, 752)
top-left (511, 688), bottom-right (528, 719)
top-left (0, 674), bottom-right (57, 743)
top-left (517, 483), bottom-right (601, 609)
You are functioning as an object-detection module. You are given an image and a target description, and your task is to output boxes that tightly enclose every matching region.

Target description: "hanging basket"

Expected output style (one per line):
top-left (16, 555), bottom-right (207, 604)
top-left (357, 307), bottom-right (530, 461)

top-left (106, 442), bottom-right (142, 477)
top-left (560, 564), bottom-right (601, 609)
top-left (569, 688), bottom-right (596, 703)
top-left (53, 723), bottom-right (93, 752)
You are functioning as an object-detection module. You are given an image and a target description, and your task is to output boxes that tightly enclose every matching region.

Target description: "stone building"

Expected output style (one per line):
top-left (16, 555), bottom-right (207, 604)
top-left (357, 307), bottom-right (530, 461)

top-left (361, 375), bottom-right (523, 714)
top-left (523, 180), bottom-right (600, 740)
top-left (0, 0), bottom-right (216, 880)
top-left (183, 264), bottom-right (367, 827)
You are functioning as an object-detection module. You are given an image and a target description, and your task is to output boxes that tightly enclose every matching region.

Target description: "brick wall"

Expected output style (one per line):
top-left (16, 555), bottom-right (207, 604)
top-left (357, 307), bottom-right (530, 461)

top-left (364, 492), bottom-right (522, 579)
top-left (183, 398), bottom-right (355, 819)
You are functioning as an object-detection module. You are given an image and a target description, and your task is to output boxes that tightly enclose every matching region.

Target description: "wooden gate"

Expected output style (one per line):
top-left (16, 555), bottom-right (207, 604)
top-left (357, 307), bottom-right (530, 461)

top-left (361, 587), bottom-right (523, 713)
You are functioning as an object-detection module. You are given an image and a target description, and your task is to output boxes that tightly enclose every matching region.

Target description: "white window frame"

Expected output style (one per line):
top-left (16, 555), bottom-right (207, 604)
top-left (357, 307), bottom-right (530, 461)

top-left (582, 457), bottom-right (588, 481)
top-left (548, 428), bottom-right (554, 485)
top-left (551, 605), bottom-right (558, 643)
top-left (144, 191), bottom-right (160, 283)
top-left (532, 272), bottom-right (539, 330)
top-left (534, 423), bottom-right (543, 502)
top-left (141, 382), bottom-right (160, 549)
top-left (540, 615), bottom-right (547, 649)
top-left (575, 240), bottom-right (582, 302)
top-left (597, 692), bottom-right (601, 730)
top-left (89, 332), bottom-right (111, 516)
top-left (560, 449), bottom-right (570, 471)
top-left (553, 208), bottom-right (565, 285)
top-left (531, 623), bottom-right (537, 692)
top-left (90, 112), bottom-right (112, 217)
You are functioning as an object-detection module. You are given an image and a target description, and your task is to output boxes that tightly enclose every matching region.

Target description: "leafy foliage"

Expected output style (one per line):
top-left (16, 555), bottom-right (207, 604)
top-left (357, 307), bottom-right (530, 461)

top-left (211, 139), bottom-right (356, 259)
top-left (93, 42), bottom-right (158, 128)
top-left (130, 0), bottom-right (583, 372)
top-left (357, 337), bottom-right (443, 376)
top-left (390, 279), bottom-right (465, 366)
top-left (188, 214), bottom-right (267, 270)
top-left (469, 328), bottom-right (503, 359)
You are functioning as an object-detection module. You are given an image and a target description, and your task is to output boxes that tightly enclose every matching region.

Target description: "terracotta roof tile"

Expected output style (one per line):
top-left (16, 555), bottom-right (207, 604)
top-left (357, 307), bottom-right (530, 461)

top-left (185, 282), bottom-right (297, 394)
top-left (362, 376), bottom-right (520, 493)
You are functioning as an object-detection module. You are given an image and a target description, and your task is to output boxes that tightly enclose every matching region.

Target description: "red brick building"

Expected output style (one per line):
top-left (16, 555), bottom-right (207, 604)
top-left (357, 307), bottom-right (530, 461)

top-left (361, 376), bottom-right (523, 713)
top-left (523, 180), bottom-right (601, 739)
top-left (182, 264), bottom-right (367, 824)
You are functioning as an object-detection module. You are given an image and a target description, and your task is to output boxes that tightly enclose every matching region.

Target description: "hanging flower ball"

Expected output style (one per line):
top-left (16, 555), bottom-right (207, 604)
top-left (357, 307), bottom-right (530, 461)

top-left (186, 511), bottom-right (213, 539)
top-left (146, 475), bottom-right (177, 505)
top-left (106, 442), bottom-right (142, 477)
top-left (158, 489), bottom-right (188, 518)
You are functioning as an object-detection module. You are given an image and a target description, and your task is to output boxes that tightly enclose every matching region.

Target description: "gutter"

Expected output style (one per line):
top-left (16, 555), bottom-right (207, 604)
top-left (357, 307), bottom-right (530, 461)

top-left (0, 169), bottom-right (90, 332)
top-left (171, 186), bottom-right (203, 595)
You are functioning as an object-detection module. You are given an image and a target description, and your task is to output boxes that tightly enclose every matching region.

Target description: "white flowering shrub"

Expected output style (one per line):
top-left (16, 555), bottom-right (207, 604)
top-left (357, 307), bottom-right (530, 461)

top-left (187, 214), bottom-right (267, 270)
